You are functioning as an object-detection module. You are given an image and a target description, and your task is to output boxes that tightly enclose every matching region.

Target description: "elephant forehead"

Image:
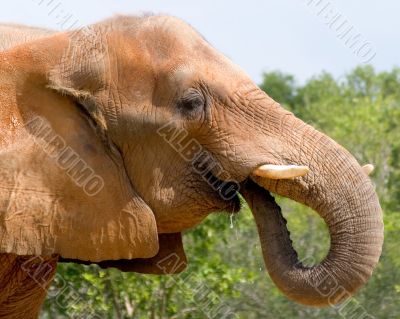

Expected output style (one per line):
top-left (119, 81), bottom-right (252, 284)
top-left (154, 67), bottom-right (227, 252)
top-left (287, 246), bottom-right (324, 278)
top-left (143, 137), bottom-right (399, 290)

top-left (122, 16), bottom-right (247, 83)
top-left (143, 16), bottom-right (201, 46)
top-left (169, 65), bottom-right (195, 86)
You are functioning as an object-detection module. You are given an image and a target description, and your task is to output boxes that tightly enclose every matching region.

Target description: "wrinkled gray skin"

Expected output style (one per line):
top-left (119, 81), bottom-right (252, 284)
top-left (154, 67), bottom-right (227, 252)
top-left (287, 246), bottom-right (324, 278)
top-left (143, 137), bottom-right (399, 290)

top-left (0, 24), bottom-right (53, 51)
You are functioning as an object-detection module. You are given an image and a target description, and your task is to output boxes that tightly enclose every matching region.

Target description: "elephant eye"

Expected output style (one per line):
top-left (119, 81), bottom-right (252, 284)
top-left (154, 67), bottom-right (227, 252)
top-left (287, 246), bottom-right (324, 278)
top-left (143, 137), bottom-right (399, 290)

top-left (177, 89), bottom-right (205, 117)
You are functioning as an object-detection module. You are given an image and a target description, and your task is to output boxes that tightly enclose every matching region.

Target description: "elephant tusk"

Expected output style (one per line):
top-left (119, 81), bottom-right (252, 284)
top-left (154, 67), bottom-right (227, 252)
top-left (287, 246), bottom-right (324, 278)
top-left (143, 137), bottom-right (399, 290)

top-left (362, 164), bottom-right (374, 176)
top-left (252, 164), bottom-right (310, 180)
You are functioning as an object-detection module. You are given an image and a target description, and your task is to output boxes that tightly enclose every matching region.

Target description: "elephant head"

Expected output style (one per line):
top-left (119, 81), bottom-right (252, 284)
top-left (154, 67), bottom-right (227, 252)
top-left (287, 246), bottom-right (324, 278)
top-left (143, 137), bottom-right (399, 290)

top-left (0, 15), bottom-right (383, 306)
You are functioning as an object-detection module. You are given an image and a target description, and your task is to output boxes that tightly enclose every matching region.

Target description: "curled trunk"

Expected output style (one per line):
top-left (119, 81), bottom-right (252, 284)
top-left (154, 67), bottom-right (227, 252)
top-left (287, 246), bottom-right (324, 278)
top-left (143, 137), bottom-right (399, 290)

top-left (242, 112), bottom-right (384, 306)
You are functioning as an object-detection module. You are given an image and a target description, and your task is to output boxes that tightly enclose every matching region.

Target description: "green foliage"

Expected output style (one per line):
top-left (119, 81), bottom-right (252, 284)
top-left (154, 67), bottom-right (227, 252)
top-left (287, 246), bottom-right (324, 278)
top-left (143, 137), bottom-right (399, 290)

top-left (41, 66), bottom-right (400, 318)
top-left (259, 71), bottom-right (297, 109)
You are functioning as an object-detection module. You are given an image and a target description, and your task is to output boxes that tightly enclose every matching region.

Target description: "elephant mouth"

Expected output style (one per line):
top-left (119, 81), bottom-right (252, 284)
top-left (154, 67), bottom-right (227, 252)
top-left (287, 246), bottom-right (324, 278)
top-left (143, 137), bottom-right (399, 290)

top-left (204, 163), bottom-right (309, 214)
top-left (204, 170), bottom-right (242, 213)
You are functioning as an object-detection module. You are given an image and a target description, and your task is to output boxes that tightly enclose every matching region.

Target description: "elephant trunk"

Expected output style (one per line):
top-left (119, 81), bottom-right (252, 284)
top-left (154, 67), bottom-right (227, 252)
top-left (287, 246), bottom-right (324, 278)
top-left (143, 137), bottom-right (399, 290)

top-left (243, 107), bottom-right (384, 306)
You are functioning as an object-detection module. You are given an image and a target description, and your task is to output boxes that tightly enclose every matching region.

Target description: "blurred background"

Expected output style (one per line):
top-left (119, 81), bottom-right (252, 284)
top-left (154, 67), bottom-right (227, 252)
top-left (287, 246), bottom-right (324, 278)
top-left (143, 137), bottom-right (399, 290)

top-left (2, 1), bottom-right (399, 318)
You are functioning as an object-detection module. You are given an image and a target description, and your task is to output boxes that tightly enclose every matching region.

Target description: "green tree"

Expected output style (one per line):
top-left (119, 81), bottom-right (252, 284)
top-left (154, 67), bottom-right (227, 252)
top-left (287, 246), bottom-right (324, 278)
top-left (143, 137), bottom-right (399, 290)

top-left (259, 71), bottom-right (297, 109)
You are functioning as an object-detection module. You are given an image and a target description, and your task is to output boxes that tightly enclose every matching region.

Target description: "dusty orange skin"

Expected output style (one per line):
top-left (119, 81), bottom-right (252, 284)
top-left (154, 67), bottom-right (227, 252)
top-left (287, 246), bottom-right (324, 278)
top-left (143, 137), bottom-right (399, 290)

top-left (0, 15), bottom-right (383, 317)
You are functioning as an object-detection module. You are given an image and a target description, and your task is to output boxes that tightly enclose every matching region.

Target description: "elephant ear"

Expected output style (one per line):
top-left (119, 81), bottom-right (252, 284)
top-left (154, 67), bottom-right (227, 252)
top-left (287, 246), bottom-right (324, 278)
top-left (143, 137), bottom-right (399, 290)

top-left (98, 233), bottom-right (187, 274)
top-left (0, 50), bottom-right (159, 262)
top-left (60, 233), bottom-right (188, 274)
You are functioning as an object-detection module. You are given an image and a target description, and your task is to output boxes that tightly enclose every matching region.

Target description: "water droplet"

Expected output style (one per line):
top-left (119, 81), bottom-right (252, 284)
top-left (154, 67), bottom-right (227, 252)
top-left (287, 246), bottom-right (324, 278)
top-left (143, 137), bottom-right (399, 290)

top-left (230, 214), bottom-right (234, 229)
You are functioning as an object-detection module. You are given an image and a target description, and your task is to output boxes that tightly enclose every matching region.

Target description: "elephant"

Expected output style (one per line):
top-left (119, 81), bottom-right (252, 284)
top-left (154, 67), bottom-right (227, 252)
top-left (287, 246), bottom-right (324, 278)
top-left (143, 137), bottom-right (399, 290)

top-left (0, 15), bottom-right (383, 318)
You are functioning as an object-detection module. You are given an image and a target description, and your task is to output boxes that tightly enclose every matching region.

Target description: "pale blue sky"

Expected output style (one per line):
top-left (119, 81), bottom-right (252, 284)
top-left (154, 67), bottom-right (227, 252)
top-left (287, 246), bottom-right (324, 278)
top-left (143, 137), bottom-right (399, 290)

top-left (1, 0), bottom-right (398, 84)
